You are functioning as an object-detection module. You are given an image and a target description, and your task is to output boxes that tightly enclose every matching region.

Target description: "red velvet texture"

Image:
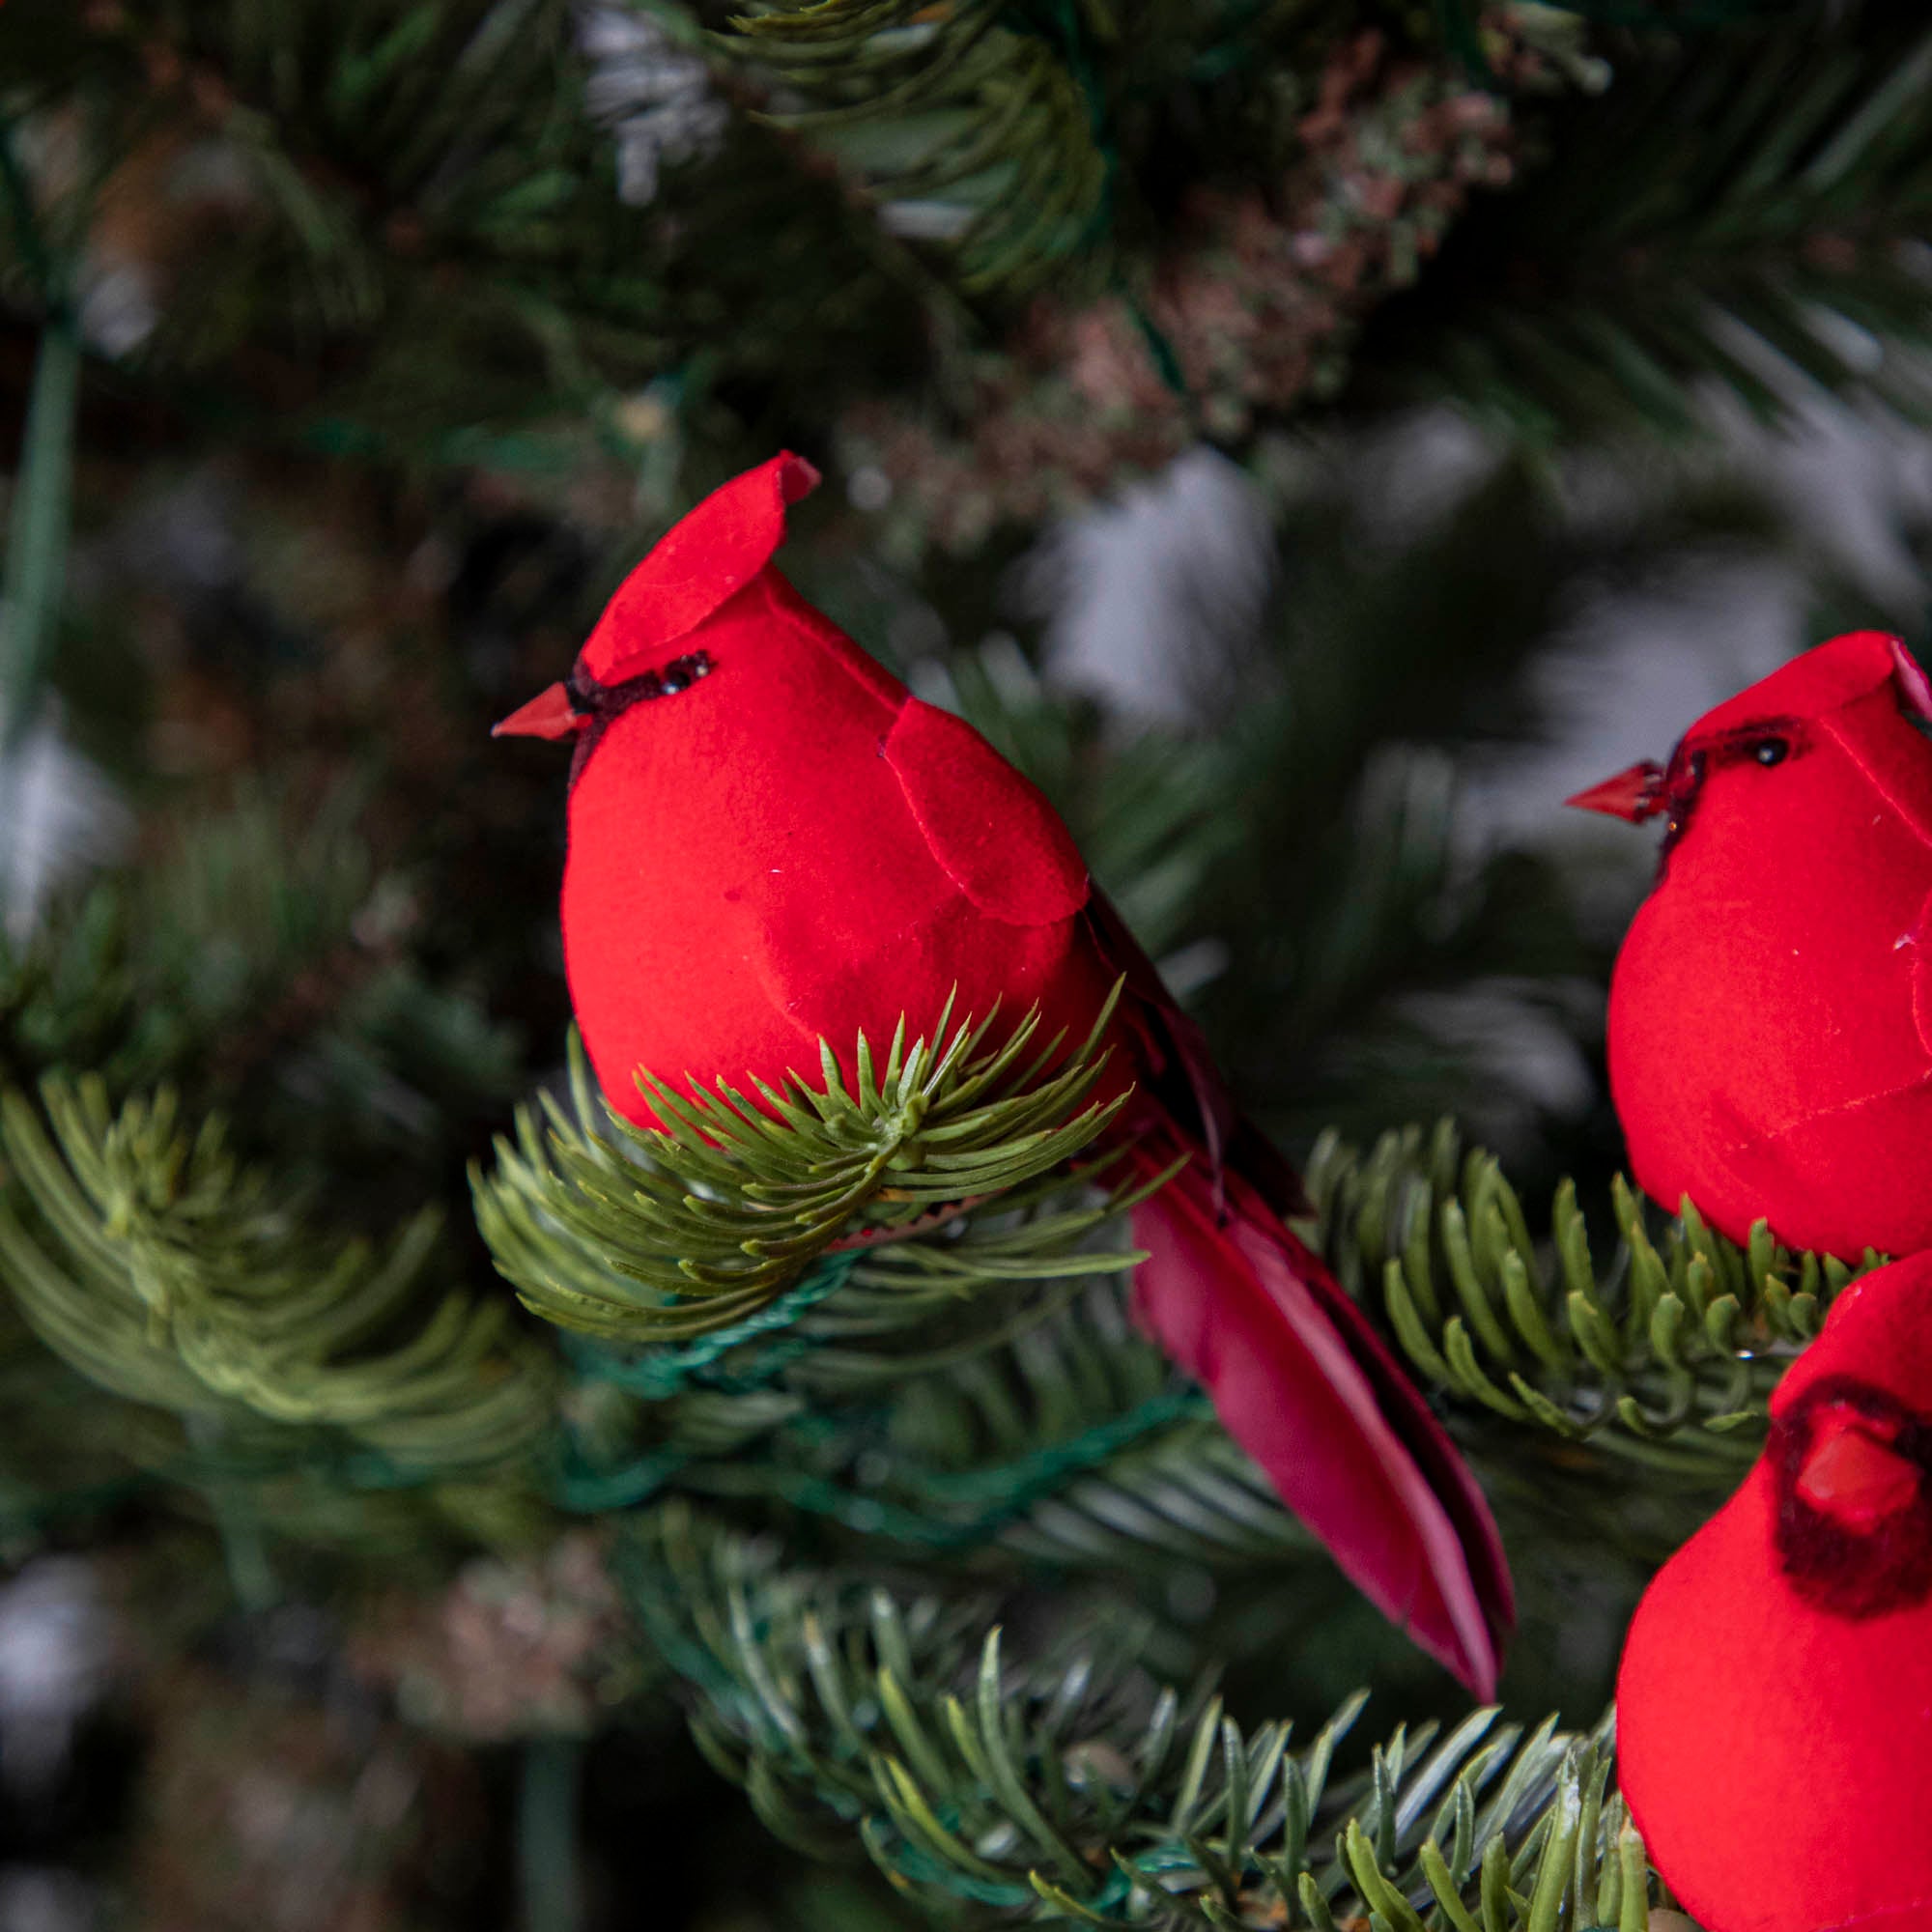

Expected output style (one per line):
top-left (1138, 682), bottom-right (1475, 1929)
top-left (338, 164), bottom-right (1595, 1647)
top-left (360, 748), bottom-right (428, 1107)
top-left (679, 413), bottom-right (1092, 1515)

top-left (1605, 631), bottom-right (1932, 1261)
top-left (531, 455), bottom-right (1514, 1693)
top-left (1617, 1250), bottom-right (1932, 1931)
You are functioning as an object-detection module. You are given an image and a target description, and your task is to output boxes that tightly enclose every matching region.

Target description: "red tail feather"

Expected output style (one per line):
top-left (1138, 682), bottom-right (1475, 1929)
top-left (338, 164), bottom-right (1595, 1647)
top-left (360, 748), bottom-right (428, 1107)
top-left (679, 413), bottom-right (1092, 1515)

top-left (1129, 1151), bottom-right (1513, 1696)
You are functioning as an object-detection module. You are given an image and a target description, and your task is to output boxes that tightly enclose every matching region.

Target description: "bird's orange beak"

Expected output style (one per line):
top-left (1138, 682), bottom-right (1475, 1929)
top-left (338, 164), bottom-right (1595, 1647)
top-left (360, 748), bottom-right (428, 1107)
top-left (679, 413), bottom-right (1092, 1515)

top-left (1565, 759), bottom-right (1666, 822)
top-left (492, 682), bottom-right (584, 741)
top-left (1795, 1406), bottom-right (1921, 1531)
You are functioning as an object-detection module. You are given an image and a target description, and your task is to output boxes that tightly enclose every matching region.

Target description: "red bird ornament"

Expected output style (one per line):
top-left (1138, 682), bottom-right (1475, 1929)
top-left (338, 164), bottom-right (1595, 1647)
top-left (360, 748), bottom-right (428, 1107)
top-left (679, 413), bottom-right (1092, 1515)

top-left (1617, 1248), bottom-right (1932, 1930)
top-left (1572, 630), bottom-right (1932, 1263)
top-left (497, 454), bottom-right (1513, 1693)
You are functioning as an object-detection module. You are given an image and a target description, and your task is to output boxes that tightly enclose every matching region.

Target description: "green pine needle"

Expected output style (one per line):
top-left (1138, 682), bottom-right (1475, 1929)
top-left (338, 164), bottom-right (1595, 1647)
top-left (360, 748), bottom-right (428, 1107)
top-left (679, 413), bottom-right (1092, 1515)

top-left (722, 0), bottom-right (1110, 292)
top-left (1306, 1119), bottom-right (1870, 1469)
top-left (0, 1072), bottom-right (553, 1475)
top-left (1389, 13), bottom-right (1932, 439)
top-left (473, 987), bottom-right (1141, 1342)
top-left (624, 1507), bottom-right (1654, 1928)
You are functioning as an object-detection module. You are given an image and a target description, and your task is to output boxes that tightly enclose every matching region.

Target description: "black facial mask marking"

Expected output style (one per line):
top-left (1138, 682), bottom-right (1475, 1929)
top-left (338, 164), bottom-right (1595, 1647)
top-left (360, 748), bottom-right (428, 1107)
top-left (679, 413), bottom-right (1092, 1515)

top-left (1652, 715), bottom-right (1808, 877)
top-left (565, 649), bottom-right (716, 784)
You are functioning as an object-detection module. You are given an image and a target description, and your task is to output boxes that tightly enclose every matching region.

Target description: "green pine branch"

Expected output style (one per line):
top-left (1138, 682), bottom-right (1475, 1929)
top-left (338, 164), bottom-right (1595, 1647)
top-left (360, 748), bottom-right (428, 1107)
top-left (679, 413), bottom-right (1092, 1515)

top-left (720, 0), bottom-right (1111, 293)
top-left (1370, 6), bottom-right (1932, 438)
top-left (1306, 1118), bottom-right (1868, 1472)
top-left (1, 0), bottom-right (915, 467)
top-left (475, 1000), bottom-right (1319, 1569)
top-left (3, 0), bottom-right (657, 441)
top-left (626, 1507), bottom-right (1655, 1929)
top-left (473, 992), bottom-right (1146, 1342)
top-left (0, 1071), bottom-right (554, 1478)
top-left (481, 994), bottom-right (1860, 1565)
top-left (841, 1283), bottom-right (1291, 1567)
top-left (553, 1267), bottom-right (1318, 1567)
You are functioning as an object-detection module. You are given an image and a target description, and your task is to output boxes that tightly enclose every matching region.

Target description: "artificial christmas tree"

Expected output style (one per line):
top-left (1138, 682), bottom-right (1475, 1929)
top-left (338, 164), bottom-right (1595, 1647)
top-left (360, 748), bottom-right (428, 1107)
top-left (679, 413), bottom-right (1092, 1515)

top-left (6, 1), bottom-right (1932, 1927)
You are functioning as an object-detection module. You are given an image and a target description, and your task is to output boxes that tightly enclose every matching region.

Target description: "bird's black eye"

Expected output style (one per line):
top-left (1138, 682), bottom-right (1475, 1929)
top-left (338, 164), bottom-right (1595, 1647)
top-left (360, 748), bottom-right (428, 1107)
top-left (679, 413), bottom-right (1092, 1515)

top-left (1753, 736), bottom-right (1790, 767)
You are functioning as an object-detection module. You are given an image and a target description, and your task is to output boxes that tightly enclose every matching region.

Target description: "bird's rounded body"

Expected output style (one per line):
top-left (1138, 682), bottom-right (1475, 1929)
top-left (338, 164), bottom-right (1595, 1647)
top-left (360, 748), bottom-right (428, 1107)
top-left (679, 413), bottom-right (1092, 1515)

top-left (561, 565), bottom-right (1114, 1120)
top-left (1592, 633), bottom-right (1932, 1260)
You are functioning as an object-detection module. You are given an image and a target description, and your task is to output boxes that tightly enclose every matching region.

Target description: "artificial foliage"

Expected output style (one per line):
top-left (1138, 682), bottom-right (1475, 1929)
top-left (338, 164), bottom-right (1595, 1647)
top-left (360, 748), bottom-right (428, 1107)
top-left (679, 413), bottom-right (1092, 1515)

top-left (0, 1072), bottom-right (550, 1470)
top-left (630, 1507), bottom-right (1642, 1931)
top-left (1306, 1120), bottom-right (1869, 1474)
top-left (7, 0), bottom-right (1932, 1926)
top-left (477, 1006), bottom-right (1144, 1331)
top-left (1361, 6), bottom-right (1932, 442)
top-left (719, 0), bottom-right (1113, 298)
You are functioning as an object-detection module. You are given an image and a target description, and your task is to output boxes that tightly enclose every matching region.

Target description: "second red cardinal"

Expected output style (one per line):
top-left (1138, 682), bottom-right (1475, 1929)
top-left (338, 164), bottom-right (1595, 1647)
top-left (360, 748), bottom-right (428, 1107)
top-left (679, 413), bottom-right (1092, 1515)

top-left (1570, 631), bottom-right (1932, 1263)
top-left (497, 454), bottom-right (1513, 1693)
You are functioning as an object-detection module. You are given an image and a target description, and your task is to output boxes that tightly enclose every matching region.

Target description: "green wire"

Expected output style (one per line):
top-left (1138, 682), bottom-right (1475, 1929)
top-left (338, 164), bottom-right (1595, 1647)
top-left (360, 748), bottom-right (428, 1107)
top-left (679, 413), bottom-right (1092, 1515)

top-left (0, 110), bottom-right (79, 769)
top-left (0, 319), bottom-right (81, 763)
top-left (518, 1737), bottom-right (585, 1932)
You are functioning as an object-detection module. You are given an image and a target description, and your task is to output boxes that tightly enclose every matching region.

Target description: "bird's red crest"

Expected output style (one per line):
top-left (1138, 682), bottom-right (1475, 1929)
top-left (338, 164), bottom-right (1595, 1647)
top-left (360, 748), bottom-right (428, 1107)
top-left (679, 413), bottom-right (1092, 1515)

top-left (581, 452), bottom-right (820, 685)
top-left (1690, 630), bottom-right (1925, 738)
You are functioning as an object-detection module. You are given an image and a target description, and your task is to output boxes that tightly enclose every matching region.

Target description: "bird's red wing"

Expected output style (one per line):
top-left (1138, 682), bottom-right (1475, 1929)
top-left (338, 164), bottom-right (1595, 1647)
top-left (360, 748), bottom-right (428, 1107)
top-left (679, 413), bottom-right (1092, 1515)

top-left (881, 697), bottom-right (1091, 927)
top-left (881, 713), bottom-right (1294, 1201)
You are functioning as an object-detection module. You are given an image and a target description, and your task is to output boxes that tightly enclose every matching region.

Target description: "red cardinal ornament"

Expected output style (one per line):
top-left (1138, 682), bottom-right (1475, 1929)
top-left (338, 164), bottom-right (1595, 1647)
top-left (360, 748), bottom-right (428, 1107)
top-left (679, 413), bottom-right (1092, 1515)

top-left (1617, 1249), bottom-right (1932, 1930)
top-left (1573, 630), bottom-right (1932, 1262)
top-left (497, 454), bottom-right (1513, 1693)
